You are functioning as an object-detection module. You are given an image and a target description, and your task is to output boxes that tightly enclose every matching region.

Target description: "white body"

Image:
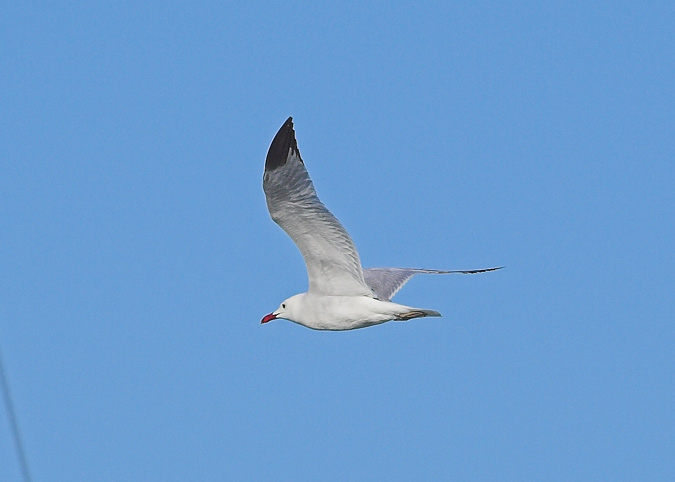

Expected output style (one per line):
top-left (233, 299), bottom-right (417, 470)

top-left (274, 293), bottom-right (439, 331)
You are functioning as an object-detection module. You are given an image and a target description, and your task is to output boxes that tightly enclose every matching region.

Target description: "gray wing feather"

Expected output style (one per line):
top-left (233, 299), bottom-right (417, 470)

top-left (263, 118), bottom-right (371, 296)
top-left (364, 267), bottom-right (503, 301)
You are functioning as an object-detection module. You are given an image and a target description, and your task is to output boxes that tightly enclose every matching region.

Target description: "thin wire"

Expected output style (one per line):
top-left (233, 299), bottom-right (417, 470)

top-left (0, 344), bottom-right (32, 482)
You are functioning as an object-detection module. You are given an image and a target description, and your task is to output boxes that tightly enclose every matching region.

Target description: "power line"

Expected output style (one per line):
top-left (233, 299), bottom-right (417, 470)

top-left (0, 344), bottom-right (32, 482)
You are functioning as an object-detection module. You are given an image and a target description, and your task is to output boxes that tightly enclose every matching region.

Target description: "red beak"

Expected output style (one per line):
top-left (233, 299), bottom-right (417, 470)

top-left (261, 313), bottom-right (277, 324)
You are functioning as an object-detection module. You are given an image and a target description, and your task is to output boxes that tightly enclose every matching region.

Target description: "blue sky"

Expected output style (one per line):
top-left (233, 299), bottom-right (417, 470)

top-left (1, 1), bottom-right (673, 480)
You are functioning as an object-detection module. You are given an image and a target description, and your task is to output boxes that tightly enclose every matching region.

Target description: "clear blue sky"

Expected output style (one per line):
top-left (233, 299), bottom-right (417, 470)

top-left (1, 1), bottom-right (673, 480)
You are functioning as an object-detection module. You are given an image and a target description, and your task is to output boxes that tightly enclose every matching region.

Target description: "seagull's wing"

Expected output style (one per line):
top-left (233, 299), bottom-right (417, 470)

top-left (263, 117), bottom-right (371, 297)
top-left (363, 267), bottom-right (503, 301)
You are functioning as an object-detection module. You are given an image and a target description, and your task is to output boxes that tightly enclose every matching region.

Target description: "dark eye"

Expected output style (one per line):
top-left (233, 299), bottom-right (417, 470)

top-left (282, 303), bottom-right (286, 309)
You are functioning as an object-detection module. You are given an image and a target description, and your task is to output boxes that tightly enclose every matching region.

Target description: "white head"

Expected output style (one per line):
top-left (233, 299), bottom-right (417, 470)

top-left (260, 294), bottom-right (303, 325)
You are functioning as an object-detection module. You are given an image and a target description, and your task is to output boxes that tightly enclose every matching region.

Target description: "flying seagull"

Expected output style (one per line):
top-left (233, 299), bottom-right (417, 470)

top-left (261, 117), bottom-right (501, 330)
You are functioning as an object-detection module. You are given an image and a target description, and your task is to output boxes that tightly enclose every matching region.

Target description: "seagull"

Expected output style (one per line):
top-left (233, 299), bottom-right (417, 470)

top-left (261, 117), bottom-right (501, 330)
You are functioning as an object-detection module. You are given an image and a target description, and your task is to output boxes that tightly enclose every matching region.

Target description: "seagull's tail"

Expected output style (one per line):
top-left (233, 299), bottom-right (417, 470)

top-left (395, 309), bottom-right (442, 321)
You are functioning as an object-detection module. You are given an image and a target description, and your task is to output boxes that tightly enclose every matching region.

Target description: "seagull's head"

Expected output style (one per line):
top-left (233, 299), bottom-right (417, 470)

top-left (261, 295), bottom-right (299, 324)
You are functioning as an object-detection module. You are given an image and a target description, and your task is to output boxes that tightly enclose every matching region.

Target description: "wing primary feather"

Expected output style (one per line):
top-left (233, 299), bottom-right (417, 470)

top-left (265, 117), bottom-right (301, 171)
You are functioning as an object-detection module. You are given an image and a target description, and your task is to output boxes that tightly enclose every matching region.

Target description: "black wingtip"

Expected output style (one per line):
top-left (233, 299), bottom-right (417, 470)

top-left (265, 117), bottom-right (302, 171)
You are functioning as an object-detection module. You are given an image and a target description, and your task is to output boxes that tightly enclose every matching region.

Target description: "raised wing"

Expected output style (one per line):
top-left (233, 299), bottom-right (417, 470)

top-left (364, 267), bottom-right (503, 301)
top-left (263, 118), bottom-right (371, 296)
